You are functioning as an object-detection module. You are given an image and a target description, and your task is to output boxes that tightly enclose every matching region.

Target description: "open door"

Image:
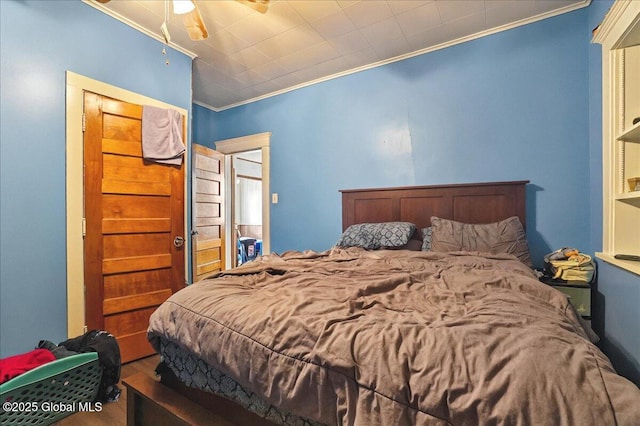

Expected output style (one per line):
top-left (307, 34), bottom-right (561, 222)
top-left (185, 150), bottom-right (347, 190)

top-left (192, 144), bottom-right (225, 281)
top-left (83, 92), bottom-right (185, 363)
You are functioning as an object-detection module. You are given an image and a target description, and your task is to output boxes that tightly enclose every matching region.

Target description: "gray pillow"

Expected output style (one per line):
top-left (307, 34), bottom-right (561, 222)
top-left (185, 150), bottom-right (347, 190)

top-left (421, 227), bottom-right (432, 251)
top-left (430, 216), bottom-right (532, 266)
top-left (336, 222), bottom-right (416, 250)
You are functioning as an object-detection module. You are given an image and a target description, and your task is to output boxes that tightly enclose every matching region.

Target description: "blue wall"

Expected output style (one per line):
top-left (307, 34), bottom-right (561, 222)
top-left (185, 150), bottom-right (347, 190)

top-left (588, 0), bottom-right (640, 385)
top-left (0, 0), bottom-right (192, 357)
top-left (193, 103), bottom-right (219, 146)
top-left (208, 10), bottom-right (591, 267)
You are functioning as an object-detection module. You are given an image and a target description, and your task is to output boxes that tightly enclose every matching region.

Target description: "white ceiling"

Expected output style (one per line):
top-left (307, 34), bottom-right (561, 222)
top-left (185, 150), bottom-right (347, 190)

top-left (87, 0), bottom-right (589, 111)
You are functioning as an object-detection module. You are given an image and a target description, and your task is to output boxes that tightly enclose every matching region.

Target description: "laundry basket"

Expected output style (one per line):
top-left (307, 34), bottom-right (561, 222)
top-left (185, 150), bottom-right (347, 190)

top-left (1, 352), bottom-right (103, 425)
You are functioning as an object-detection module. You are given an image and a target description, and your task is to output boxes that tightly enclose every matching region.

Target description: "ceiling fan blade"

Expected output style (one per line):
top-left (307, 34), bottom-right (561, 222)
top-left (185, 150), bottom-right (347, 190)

top-left (237, 0), bottom-right (270, 14)
top-left (183, 1), bottom-right (208, 41)
top-left (95, 0), bottom-right (111, 3)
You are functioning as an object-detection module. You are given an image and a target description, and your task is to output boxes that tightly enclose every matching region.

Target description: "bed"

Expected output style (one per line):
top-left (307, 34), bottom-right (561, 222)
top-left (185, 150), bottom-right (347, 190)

top-left (133, 181), bottom-right (640, 426)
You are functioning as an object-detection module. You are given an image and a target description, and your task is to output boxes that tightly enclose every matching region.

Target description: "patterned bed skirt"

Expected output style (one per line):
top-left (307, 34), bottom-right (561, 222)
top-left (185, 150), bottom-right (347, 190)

top-left (159, 338), bottom-right (324, 426)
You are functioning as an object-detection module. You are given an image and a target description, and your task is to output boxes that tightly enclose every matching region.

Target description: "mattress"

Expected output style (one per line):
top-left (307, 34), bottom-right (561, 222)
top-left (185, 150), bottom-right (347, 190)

top-left (148, 248), bottom-right (640, 425)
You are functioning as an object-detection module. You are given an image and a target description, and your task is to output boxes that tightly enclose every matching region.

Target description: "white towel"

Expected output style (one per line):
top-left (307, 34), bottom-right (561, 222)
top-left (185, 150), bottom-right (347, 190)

top-left (142, 105), bottom-right (185, 165)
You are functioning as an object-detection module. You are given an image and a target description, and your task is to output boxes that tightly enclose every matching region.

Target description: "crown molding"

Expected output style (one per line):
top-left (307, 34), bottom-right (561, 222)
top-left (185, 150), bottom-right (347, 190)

top-left (592, 0), bottom-right (640, 48)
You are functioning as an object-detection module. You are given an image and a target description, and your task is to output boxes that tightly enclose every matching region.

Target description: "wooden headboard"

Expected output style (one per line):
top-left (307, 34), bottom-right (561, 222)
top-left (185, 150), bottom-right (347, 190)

top-left (340, 181), bottom-right (529, 237)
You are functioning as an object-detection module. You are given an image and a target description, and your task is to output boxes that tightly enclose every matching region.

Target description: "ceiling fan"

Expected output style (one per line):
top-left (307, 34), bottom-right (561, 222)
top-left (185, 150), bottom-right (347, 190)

top-left (95, 0), bottom-right (272, 42)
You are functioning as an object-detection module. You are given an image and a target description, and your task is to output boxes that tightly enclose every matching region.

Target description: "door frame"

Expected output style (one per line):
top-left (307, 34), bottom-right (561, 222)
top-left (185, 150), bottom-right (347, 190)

top-left (65, 71), bottom-right (189, 339)
top-left (215, 132), bottom-right (271, 269)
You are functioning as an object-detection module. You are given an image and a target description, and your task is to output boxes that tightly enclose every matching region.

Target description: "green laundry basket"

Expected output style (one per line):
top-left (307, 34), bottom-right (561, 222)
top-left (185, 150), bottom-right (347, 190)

top-left (1, 352), bottom-right (103, 425)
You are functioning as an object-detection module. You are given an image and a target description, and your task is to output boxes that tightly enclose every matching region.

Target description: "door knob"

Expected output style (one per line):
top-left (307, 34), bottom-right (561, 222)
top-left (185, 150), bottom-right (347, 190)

top-left (173, 236), bottom-right (185, 248)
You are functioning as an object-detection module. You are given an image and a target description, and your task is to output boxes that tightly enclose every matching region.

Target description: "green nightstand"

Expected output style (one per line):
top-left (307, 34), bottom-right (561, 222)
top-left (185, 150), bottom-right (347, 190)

top-left (539, 276), bottom-right (592, 325)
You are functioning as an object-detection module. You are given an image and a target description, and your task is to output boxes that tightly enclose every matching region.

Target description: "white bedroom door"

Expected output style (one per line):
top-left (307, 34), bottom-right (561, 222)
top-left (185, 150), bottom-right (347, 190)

top-left (192, 144), bottom-right (226, 281)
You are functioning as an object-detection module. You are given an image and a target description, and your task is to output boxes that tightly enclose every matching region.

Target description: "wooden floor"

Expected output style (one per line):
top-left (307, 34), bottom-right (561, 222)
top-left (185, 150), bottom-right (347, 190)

top-left (55, 355), bottom-right (160, 426)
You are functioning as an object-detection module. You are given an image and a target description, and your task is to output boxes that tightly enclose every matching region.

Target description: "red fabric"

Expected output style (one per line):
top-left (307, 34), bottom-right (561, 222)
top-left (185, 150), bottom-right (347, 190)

top-left (0, 349), bottom-right (56, 384)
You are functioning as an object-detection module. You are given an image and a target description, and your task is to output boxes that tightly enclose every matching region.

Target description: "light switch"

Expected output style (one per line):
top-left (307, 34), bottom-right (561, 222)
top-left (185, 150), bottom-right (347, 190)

top-left (272, 193), bottom-right (278, 204)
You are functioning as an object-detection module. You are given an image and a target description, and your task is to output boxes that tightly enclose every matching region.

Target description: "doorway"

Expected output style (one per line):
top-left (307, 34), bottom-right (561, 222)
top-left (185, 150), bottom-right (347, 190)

top-left (233, 150), bottom-right (262, 267)
top-left (214, 132), bottom-right (271, 269)
top-left (65, 72), bottom-right (189, 343)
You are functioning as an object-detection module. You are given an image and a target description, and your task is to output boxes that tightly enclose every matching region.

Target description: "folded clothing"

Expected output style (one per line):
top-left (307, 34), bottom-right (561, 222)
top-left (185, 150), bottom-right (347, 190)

top-left (0, 348), bottom-right (56, 384)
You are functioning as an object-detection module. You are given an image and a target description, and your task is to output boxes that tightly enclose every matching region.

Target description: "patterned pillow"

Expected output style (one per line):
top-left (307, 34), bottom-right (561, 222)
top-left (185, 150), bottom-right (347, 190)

top-left (336, 222), bottom-right (416, 250)
top-left (430, 216), bottom-right (532, 266)
top-left (421, 227), bottom-right (432, 251)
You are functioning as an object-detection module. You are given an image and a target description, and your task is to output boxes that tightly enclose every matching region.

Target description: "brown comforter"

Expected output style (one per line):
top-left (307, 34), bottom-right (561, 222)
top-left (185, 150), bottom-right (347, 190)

top-left (148, 248), bottom-right (640, 425)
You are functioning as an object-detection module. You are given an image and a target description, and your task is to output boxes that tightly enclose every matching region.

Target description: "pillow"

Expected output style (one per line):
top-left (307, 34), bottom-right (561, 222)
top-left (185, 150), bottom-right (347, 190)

top-left (430, 216), bottom-right (532, 266)
top-left (336, 222), bottom-right (416, 250)
top-left (421, 227), bottom-right (432, 251)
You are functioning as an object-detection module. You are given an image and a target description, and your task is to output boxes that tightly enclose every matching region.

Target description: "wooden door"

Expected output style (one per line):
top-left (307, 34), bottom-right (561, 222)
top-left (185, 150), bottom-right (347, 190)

top-left (84, 92), bottom-right (185, 363)
top-left (192, 144), bottom-right (225, 281)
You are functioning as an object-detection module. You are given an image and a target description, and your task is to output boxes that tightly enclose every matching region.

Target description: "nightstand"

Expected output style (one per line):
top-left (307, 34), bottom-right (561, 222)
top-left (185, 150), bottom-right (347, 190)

top-left (539, 276), bottom-right (592, 325)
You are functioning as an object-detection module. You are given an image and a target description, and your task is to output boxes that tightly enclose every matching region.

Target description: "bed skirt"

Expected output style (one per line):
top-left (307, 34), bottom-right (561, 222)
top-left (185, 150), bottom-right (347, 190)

top-left (158, 338), bottom-right (324, 426)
